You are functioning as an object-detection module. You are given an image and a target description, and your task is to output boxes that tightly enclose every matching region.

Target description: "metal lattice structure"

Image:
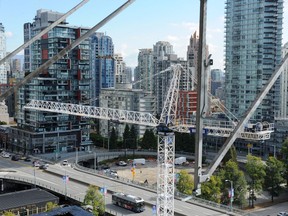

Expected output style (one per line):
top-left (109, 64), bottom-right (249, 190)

top-left (157, 133), bottom-right (175, 216)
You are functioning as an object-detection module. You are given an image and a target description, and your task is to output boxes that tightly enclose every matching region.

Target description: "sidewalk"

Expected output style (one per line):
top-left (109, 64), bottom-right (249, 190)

top-left (244, 189), bottom-right (288, 211)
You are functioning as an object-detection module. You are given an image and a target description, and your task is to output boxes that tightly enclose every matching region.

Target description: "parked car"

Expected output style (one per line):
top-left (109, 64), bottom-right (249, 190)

top-left (39, 164), bottom-right (48, 170)
top-left (1, 152), bottom-right (10, 158)
top-left (24, 157), bottom-right (31, 162)
top-left (33, 160), bottom-right (40, 167)
top-left (277, 212), bottom-right (288, 216)
top-left (116, 161), bottom-right (127, 166)
top-left (11, 155), bottom-right (20, 161)
top-left (62, 160), bottom-right (68, 166)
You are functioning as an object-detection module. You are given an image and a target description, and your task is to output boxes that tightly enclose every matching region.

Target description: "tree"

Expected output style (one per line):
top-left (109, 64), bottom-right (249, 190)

top-left (222, 145), bottom-right (237, 165)
top-left (245, 154), bottom-right (266, 192)
top-left (3, 212), bottom-right (15, 216)
top-left (83, 185), bottom-right (105, 216)
top-left (45, 201), bottom-right (58, 212)
top-left (90, 133), bottom-right (104, 148)
top-left (176, 170), bottom-right (194, 195)
top-left (122, 125), bottom-right (130, 148)
top-left (129, 125), bottom-right (138, 149)
top-left (175, 132), bottom-right (195, 153)
top-left (281, 138), bottom-right (288, 186)
top-left (264, 156), bottom-right (285, 202)
top-left (245, 155), bottom-right (266, 207)
top-left (200, 175), bottom-right (222, 203)
top-left (141, 129), bottom-right (157, 150)
top-left (109, 127), bottom-right (117, 149)
top-left (218, 160), bottom-right (247, 207)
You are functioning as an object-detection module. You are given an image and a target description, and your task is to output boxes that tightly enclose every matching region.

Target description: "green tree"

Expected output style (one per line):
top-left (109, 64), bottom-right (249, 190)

top-left (175, 132), bottom-right (195, 153)
top-left (83, 185), bottom-right (105, 216)
top-left (122, 125), bottom-right (130, 148)
top-left (45, 201), bottom-right (58, 212)
top-left (3, 212), bottom-right (15, 216)
top-left (218, 160), bottom-right (247, 207)
top-left (245, 155), bottom-right (266, 207)
top-left (129, 125), bottom-right (138, 149)
top-left (176, 170), bottom-right (194, 195)
top-left (109, 127), bottom-right (117, 149)
top-left (264, 156), bottom-right (285, 202)
top-left (141, 129), bottom-right (157, 150)
top-left (245, 154), bottom-right (266, 192)
top-left (90, 133), bottom-right (104, 148)
top-left (200, 175), bottom-right (222, 203)
top-left (281, 138), bottom-right (288, 186)
top-left (222, 145), bottom-right (237, 165)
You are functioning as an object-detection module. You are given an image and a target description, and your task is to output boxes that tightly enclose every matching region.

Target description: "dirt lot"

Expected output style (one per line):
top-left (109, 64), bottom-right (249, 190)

top-left (111, 159), bottom-right (195, 185)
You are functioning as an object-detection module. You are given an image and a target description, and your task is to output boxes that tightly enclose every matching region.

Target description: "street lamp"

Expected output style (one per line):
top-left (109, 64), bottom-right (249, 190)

top-left (225, 179), bottom-right (234, 212)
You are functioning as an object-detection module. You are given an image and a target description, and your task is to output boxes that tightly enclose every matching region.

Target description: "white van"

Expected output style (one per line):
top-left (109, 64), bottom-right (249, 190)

top-left (133, 158), bottom-right (145, 165)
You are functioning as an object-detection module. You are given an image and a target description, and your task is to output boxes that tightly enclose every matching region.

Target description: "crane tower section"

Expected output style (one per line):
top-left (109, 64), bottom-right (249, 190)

top-left (157, 132), bottom-right (175, 216)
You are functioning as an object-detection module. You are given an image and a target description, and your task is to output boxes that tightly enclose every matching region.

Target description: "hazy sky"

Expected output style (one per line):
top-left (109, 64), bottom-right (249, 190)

top-left (1, 0), bottom-right (288, 70)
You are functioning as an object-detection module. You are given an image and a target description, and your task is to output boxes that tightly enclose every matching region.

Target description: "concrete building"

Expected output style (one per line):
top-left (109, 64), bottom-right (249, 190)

top-left (9, 9), bottom-right (92, 154)
top-left (224, 0), bottom-right (283, 122)
top-left (0, 101), bottom-right (9, 124)
top-left (0, 22), bottom-right (7, 84)
top-left (99, 83), bottom-right (155, 141)
top-left (114, 53), bottom-right (131, 84)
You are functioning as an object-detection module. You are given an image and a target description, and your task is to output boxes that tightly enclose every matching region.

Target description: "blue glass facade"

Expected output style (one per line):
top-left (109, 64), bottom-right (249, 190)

top-left (90, 33), bottom-right (114, 107)
top-left (225, 0), bottom-right (283, 122)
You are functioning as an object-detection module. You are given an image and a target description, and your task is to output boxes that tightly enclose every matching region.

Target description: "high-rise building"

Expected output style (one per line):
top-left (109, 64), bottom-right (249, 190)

top-left (225, 0), bottom-right (283, 121)
top-left (9, 9), bottom-right (92, 154)
top-left (99, 83), bottom-right (155, 140)
top-left (187, 31), bottom-right (199, 91)
top-left (114, 53), bottom-right (131, 84)
top-left (0, 22), bottom-right (7, 84)
top-left (90, 32), bottom-right (114, 107)
top-left (134, 49), bottom-right (153, 91)
top-left (211, 69), bottom-right (224, 96)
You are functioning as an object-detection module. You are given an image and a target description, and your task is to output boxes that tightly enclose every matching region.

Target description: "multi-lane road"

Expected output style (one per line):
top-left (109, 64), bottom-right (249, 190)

top-left (0, 156), bottom-right (231, 216)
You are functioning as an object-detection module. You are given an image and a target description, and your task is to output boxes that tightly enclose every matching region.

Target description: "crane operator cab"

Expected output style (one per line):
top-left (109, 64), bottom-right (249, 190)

top-left (156, 123), bottom-right (174, 135)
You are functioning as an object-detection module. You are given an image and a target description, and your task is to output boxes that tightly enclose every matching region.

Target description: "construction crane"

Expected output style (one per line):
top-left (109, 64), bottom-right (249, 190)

top-left (23, 63), bottom-right (274, 216)
top-left (2, 0), bottom-right (285, 215)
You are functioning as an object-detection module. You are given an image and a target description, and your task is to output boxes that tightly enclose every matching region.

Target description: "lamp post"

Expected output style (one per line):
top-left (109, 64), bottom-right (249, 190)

top-left (225, 179), bottom-right (233, 212)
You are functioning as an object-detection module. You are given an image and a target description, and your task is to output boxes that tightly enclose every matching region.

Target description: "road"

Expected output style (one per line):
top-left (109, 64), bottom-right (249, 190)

top-left (0, 156), bottom-right (230, 216)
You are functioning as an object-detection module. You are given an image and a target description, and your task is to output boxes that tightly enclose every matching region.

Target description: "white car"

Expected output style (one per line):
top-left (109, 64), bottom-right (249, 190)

top-left (62, 160), bottom-right (68, 166)
top-left (1, 152), bottom-right (10, 158)
top-left (277, 212), bottom-right (288, 216)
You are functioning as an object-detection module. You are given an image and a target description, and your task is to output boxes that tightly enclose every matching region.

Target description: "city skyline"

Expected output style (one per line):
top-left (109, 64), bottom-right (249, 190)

top-left (2, 0), bottom-right (288, 71)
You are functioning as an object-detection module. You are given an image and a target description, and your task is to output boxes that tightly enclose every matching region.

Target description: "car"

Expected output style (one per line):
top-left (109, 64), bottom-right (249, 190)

top-left (39, 164), bottom-right (48, 170)
top-left (116, 161), bottom-right (127, 166)
top-left (11, 155), bottom-right (20, 161)
top-left (24, 157), bottom-right (31, 162)
top-left (277, 212), bottom-right (288, 216)
top-left (33, 160), bottom-right (40, 167)
top-left (1, 153), bottom-right (10, 158)
top-left (62, 160), bottom-right (68, 166)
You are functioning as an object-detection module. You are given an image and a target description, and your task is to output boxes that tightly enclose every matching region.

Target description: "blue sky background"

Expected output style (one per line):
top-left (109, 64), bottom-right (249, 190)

top-left (1, 0), bottom-right (288, 70)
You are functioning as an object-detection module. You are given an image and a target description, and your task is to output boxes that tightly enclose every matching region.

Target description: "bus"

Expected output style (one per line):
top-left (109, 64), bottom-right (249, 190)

top-left (112, 192), bottom-right (145, 213)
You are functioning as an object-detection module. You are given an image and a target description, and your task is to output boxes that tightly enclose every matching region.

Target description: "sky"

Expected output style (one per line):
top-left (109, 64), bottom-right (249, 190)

top-left (1, 0), bottom-right (288, 71)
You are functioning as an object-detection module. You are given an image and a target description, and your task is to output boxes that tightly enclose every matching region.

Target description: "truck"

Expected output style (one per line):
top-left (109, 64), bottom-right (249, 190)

top-left (175, 157), bottom-right (186, 165)
top-left (133, 158), bottom-right (145, 165)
